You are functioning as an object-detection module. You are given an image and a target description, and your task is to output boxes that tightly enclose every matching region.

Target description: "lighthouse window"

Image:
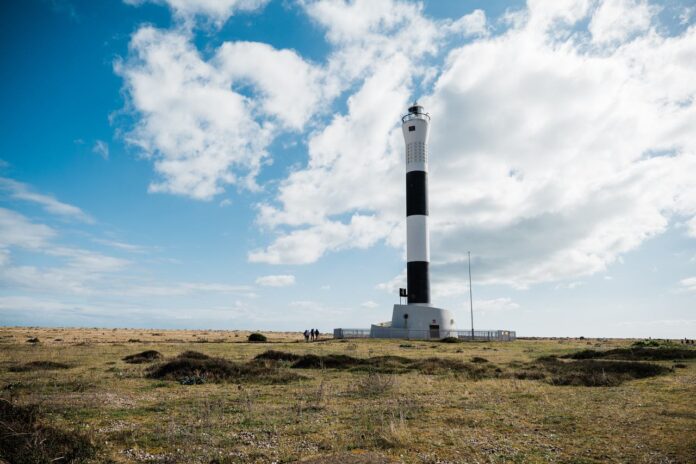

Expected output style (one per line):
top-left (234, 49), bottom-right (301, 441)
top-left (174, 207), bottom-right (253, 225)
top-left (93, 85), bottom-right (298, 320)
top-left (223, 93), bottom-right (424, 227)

top-left (408, 126), bottom-right (416, 132)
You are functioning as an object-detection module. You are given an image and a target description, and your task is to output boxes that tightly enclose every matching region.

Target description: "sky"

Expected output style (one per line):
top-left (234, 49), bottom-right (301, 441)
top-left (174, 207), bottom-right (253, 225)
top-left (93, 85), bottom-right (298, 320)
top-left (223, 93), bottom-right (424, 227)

top-left (1, 0), bottom-right (695, 338)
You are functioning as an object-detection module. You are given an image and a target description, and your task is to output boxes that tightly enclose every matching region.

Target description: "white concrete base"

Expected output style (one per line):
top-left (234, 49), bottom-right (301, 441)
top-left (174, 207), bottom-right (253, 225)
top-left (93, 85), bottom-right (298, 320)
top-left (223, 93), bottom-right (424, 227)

top-left (370, 304), bottom-right (456, 339)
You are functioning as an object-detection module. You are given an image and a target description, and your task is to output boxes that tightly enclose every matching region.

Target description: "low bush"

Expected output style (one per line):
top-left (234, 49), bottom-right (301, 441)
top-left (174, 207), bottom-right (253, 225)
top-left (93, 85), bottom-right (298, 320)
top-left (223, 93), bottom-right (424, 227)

top-left (440, 337), bottom-right (462, 343)
top-left (0, 399), bottom-right (96, 463)
top-left (564, 347), bottom-right (696, 361)
top-left (539, 358), bottom-right (670, 387)
top-left (122, 350), bottom-right (162, 364)
top-left (26, 337), bottom-right (40, 344)
top-left (147, 351), bottom-right (302, 384)
top-left (470, 357), bottom-right (489, 363)
top-left (255, 350), bottom-right (301, 362)
top-left (248, 333), bottom-right (267, 342)
top-left (178, 350), bottom-right (210, 359)
top-left (9, 361), bottom-right (70, 372)
top-left (264, 350), bottom-right (502, 378)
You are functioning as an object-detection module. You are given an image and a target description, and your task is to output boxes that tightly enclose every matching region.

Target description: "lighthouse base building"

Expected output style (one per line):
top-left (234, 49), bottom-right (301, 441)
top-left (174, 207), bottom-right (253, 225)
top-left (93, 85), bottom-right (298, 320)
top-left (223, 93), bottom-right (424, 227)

top-left (370, 305), bottom-right (457, 340)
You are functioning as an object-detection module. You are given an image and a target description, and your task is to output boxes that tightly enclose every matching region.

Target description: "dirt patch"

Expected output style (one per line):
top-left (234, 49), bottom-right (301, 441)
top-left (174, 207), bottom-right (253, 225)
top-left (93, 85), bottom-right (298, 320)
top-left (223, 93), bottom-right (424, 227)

top-left (9, 361), bottom-right (71, 372)
top-left (564, 347), bottom-right (696, 361)
top-left (0, 398), bottom-right (96, 463)
top-left (147, 351), bottom-right (303, 384)
top-left (122, 350), bottom-right (162, 364)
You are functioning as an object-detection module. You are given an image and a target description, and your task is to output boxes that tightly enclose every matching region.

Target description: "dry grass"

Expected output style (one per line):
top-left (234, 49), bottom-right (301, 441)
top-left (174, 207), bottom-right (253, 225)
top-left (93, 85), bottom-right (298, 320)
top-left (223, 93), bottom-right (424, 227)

top-left (0, 327), bottom-right (694, 463)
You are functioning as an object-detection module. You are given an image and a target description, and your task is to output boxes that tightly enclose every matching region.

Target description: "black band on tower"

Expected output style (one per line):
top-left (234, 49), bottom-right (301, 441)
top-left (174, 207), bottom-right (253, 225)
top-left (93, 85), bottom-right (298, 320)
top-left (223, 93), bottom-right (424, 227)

top-left (406, 171), bottom-right (428, 217)
top-left (407, 261), bottom-right (430, 304)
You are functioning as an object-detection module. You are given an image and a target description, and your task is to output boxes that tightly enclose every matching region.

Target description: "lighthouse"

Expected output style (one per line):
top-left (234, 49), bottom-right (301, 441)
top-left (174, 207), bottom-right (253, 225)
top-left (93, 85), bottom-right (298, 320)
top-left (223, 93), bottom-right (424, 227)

top-left (369, 103), bottom-right (457, 339)
top-left (403, 103), bottom-right (431, 305)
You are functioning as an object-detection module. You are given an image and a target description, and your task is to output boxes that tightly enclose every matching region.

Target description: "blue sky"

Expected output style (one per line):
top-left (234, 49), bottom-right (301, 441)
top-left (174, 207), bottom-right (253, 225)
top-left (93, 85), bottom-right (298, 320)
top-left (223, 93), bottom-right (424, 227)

top-left (1, 0), bottom-right (695, 337)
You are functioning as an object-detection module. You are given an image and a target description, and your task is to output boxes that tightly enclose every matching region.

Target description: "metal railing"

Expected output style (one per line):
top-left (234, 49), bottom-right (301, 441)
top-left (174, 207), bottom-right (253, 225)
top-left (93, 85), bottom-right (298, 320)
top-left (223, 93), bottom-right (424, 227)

top-left (334, 327), bottom-right (516, 341)
top-left (333, 328), bottom-right (371, 339)
top-left (401, 112), bottom-right (430, 123)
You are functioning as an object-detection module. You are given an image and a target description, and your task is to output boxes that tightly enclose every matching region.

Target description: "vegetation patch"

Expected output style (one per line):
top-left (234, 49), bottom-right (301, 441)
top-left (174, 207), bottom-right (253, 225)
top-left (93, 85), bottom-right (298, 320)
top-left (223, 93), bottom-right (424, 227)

top-left (9, 361), bottom-right (71, 372)
top-left (248, 332), bottom-right (267, 342)
top-left (537, 358), bottom-right (670, 387)
top-left (471, 356), bottom-right (489, 363)
top-left (122, 350), bottom-right (162, 364)
top-left (564, 347), bottom-right (696, 361)
top-left (255, 350), bottom-right (301, 362)
top-left (146, 351), bottom-right (302, 384)
top-left (178, 350), bottom-right (210, 359)
top-left (0, 399), bottom-right (96, 463)
top-left (259, 350), bottom-right (502, 378)
top-left (440, 336), bottom-right (462, 343)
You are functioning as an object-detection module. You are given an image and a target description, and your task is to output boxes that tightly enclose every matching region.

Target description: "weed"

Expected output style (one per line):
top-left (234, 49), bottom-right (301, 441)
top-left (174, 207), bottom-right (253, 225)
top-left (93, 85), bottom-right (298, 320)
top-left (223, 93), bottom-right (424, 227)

top-left (26, 337), bottom-right (40, 344)
top-left (354, 371), bottom-right (396, 397)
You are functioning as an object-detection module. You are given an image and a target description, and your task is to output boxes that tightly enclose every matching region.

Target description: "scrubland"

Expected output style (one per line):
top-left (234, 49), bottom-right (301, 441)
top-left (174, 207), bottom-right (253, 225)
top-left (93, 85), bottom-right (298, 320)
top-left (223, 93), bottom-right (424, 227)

top-left (0, 327), bottom-right (694, 463)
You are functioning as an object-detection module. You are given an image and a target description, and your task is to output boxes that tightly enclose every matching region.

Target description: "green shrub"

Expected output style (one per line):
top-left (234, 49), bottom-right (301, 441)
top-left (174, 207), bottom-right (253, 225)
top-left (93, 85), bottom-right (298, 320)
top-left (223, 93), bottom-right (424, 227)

top-left (248, 333), bottom-right (267, 342)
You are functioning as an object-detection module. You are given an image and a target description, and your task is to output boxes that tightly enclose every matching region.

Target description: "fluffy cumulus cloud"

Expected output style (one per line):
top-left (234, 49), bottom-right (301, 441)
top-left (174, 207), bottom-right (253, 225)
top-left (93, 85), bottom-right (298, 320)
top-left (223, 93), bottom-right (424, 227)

top-left (252, 0), bottom-right (696, 293)
top-left (116, 26), bottom-right (328, 199)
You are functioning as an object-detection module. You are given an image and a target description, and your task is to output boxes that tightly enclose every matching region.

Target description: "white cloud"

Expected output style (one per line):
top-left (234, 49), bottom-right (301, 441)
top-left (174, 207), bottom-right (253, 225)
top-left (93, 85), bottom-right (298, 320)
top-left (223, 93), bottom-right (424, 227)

top-left (256, 0), bottom-right (696, 297)
top-left (445, 9), bottom-right (488, 37)
top-left (255, 274), bottom-right (296, 287)
top-left (215, 42), bottom-right (329, 130)
top-left (93, 238), bottom-right (148, 253)
top-left (475, 298), bottom-right (520, 313)
top-left (679, 277), bottom-right (696, 292)
top-left (589, 0), bottom-right (655, 44)
top-left (361, 300), bottom-right (379, 309)
top-left (0, 177), bottom-right (93, 223)
top-left (92, 140), bottom-right (109, 159)
top-left (116, 26), bottom-right (327, 200)
top-left (124, 0), bottom-right (269, 26)
top-left (0, 207), bottom-right (54, 250)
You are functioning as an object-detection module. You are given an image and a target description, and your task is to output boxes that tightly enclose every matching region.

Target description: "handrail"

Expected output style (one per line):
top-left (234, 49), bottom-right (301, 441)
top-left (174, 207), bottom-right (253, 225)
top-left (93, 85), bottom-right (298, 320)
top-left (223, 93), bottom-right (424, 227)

top-left (401, 112), bottom-right (430, 123)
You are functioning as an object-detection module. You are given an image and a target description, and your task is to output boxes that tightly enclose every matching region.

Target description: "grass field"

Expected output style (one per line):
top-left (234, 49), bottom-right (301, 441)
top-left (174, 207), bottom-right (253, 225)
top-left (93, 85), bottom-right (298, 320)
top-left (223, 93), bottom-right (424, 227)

top-left (1, 327), bottom-right (695, 463)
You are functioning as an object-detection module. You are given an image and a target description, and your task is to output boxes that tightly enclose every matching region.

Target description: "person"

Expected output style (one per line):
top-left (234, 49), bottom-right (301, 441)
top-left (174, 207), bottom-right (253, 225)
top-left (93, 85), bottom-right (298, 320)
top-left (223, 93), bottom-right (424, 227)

top-left (314, 329), bottom-right (319, 341)
top-left (303, 329), bottom-right (309, 342)
top-left (310, 328), bottom-right (315, 341)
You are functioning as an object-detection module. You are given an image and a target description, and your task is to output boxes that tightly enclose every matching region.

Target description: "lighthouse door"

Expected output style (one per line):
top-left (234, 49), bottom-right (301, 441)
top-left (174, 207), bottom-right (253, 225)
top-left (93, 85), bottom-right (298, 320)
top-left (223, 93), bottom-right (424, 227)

top-left (429, 325), bottom-right (440, 339)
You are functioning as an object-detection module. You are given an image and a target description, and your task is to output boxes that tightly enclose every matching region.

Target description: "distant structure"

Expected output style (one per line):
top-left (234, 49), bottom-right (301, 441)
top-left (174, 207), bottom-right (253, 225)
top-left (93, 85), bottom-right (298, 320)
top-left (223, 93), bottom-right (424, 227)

top-left (333, 104), bottom-right (516, 341)
top-left (369, 104), bottom-right (456, 339)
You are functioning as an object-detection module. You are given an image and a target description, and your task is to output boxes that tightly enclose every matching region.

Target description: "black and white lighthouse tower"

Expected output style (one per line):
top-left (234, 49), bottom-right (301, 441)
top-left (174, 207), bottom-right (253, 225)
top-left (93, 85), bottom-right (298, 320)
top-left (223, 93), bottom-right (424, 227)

top-left (370, 103), bottom-right (457, 339)
top-left (403, 104), bottom-right (431, 305)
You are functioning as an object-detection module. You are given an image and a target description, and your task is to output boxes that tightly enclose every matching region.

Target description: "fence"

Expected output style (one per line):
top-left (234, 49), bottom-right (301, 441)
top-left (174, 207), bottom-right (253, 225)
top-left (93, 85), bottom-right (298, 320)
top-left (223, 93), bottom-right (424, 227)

top-left (333, 328), bottom-right (371, 339)
top-left (334, 327), bottom-right (516, 341)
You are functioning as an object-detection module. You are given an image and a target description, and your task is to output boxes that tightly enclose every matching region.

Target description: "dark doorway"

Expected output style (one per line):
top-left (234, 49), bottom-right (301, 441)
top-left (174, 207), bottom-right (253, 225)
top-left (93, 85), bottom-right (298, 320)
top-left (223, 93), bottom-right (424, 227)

top-left (429, 325), bottom-right (439, 339)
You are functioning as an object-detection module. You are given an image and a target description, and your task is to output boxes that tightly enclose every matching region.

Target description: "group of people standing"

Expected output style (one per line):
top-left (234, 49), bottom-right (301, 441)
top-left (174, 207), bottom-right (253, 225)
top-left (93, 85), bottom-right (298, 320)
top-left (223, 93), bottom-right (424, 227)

top-left (303, 329), bottom-right (320, 342)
